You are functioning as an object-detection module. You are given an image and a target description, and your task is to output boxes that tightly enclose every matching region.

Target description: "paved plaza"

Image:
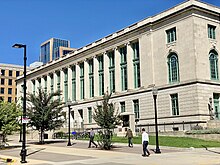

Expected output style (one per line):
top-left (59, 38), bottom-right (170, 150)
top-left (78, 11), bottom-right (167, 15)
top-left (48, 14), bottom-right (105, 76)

top-left (1, 136), bottom-right (220, 165)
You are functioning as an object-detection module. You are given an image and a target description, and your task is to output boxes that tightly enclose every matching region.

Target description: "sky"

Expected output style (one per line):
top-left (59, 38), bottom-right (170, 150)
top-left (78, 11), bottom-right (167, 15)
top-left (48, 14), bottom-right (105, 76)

top-left (0, 0), bottom-right (220, 66)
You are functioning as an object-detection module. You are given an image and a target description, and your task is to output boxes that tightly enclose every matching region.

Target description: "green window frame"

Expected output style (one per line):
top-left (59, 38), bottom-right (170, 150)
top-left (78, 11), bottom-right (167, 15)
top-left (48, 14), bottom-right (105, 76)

top-left (98, 55), bottom-right (104, 96)
top-left (132, 42), bottom-right (141, 88)
top-left (166, 27), bottom-right (176, 43)
top-left (88, 107), bottom-right (92, 124)
top-left (72, 66), bottom-right (76, 101)
top-left (56, 71), bottom-right (60, 100)
top-left (80, 63), bottom-right (84, 100)
top-left (171, 93), bottom-right (179, 116)
top-left (209, 50), bottom-right (219, 80)
top-left (32, 80), bottom-right (35, 95)
top-left (208, 24), bottom-right (216, 39)
top-left (168, 53), bottom-right (179, 83)
top-left (120, 101), bottom-right (125, 113)
top-left (133, 99), bottom-right (139, 119)
top-left (108, 51), bottom-right (115, 93)
top-left (50, 74), bottom-right (54, 94)
top-left (64, 69), bottom-right (68, 102)
top-left (88, 59), bottom-right (94, 97)
top-left (38, 78), bottom-right (41, 88)
top-left (44, 77), bottom-right (47, 92)
top-left (120, 46), bottom-right (127, 91)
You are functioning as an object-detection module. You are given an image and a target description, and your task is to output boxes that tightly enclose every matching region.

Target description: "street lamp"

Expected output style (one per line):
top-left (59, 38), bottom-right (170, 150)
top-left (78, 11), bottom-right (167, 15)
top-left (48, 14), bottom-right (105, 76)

top-left (12, 43), bottom-right (27, 163)
top-left (66, 99), bottom-right (78, 146)
top-left (152, 87), bottom-right (161, 154)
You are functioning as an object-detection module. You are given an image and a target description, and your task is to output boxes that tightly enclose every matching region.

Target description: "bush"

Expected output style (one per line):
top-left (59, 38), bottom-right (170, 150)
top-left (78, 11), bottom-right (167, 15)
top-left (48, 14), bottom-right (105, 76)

top-left (96, 129), bottom-right (113, 150)
top-left (185, 128), bottom-right (220, 134)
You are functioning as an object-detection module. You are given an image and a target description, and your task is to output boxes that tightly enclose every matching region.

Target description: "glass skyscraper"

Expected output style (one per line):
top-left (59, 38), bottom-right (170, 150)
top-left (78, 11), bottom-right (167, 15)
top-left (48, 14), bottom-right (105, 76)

top-left (40, 38), bottom-right (71, 64)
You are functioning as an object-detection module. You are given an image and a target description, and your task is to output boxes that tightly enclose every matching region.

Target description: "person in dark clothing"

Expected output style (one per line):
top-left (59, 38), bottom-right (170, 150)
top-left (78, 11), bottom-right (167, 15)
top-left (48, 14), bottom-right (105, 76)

top-left (88, 128), bottom-right (98, 148)
top-left (125, 128), bottom-right (133, 147)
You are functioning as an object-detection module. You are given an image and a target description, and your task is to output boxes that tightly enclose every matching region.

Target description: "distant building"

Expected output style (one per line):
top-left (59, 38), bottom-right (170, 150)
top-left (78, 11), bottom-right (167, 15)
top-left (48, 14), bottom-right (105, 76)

top-left (0, 63), bottom-right (30, 103)
top-left (40, 38), bottom-right (76, 64)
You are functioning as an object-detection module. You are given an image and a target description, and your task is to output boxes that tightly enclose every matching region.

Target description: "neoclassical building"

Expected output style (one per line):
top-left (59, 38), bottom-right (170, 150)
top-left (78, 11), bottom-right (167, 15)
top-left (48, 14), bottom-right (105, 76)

top-left (17, 0), bottom-right (220, 134)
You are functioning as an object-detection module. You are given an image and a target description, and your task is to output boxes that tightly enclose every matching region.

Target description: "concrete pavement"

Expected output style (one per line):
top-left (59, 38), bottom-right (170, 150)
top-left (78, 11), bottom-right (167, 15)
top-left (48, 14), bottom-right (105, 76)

top-left (1, 136), bottom-right (220, 165)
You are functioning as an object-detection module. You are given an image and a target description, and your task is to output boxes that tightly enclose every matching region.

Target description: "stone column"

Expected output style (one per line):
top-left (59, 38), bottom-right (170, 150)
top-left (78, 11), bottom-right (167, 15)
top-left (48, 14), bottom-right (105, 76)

top-left (75, 63), bottom-right (80, 101)
top-left (84, 60), bottom-right (89, 99)
top-left (114, 47), bottom-right (121, 93)
top-left (127, 42), bottom-right (134, 90)
top-left (93, 56), bottom-right (99, 97)
top-left (104, 52), bottom-right (109, 93)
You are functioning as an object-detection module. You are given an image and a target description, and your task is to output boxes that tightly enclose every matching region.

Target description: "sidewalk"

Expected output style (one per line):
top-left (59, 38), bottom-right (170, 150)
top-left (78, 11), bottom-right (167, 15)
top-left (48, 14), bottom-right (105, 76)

top-left (1, 135), bottom-right (220, 165)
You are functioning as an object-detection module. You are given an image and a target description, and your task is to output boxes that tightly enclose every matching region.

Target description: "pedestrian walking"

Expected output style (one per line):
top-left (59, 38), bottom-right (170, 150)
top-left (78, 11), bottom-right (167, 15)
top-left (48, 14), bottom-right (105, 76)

top-left (141, 128), bottom-right (150, 157)
top-left (125, 128), bottom-right (133, 147)
top-left (88, 128), bottom-right (98, 148)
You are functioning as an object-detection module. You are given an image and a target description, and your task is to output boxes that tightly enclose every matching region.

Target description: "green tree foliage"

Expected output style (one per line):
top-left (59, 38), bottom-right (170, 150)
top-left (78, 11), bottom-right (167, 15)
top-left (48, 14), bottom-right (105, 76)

top-left (0, 101), bottom-right (21, 143)
top-left (93, 91), bottom-right (120, 150)
top-left (26, 88), bottom-right (65, 143)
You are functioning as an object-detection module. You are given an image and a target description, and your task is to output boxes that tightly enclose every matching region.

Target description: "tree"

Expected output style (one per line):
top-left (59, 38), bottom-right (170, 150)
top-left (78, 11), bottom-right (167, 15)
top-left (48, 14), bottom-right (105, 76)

top-left (26, 88), bottom-right (65, 144)
top-left (93, 91), bottom-right (120, 150)
top-left (0, 101), bottom-right (21, 143)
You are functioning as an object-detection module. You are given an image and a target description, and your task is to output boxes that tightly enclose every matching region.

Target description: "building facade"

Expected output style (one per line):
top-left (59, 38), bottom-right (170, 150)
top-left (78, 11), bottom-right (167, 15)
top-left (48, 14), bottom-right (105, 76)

top-left (40, 38), bottom-right (75, 64)
top-left (17, 0), bottom-right (220, 133)
top-left (0, 63), bottom-right (24, 102)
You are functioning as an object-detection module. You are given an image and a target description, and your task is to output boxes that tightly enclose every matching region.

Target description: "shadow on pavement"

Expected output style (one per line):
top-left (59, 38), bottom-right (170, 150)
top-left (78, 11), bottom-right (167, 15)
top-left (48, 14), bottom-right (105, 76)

top-left (27, 148), bottom-right (46, 156)
top-left (202, 145), bottom-right (220, 155)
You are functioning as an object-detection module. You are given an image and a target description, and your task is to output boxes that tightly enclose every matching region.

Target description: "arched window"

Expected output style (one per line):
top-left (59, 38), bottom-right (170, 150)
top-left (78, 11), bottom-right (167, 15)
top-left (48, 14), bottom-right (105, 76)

top-left (168, 53), bottom-right (179, 83)
top-left (209, 50), bottom-right (219, 80)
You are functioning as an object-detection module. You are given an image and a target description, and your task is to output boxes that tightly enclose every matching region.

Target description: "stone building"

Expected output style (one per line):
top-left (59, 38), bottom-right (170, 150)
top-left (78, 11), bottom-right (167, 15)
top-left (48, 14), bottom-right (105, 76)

top-left (17, 0), bottom-right (220, 134)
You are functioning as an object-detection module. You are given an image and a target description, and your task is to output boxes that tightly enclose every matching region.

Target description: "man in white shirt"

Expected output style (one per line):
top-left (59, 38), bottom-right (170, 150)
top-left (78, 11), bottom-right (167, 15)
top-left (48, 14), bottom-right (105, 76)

top-left (142, 128), bottom-right (150, 157)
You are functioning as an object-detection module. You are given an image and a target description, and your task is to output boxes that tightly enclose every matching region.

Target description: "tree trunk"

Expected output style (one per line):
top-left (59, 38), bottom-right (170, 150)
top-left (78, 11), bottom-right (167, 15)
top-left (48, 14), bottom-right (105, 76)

top-left (40, 129), bottom-right (44, 144)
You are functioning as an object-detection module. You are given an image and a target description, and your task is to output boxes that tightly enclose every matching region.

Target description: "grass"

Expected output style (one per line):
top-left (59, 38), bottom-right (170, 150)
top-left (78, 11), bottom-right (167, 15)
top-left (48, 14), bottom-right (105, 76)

top-left (111, 135), bottom-right (220, 148)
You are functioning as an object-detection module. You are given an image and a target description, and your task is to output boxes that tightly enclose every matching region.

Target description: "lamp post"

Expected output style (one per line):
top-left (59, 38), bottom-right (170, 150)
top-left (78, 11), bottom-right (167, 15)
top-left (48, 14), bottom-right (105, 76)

top-left (66, 100), bottom-right (78, 146)
top-left (152, 87), bottom-right (161, 154)
top-left (12, 43), bottom-right (27, 163)
top-left (66, 100), bottom-right (72, 146)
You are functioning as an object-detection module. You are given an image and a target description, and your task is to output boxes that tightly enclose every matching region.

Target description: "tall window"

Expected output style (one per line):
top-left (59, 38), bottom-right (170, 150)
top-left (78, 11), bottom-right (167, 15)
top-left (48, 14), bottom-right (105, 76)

top-left (50, 74), bottom-right (54, 94)
top-left (38, 78), bottom-right (41, 88)
top-left (1, 70), bottom-right (5, 76)
top-left (168, 53), bottom-right (179, 83)
top-left (1, 79), bottom-right (5, 85)
top-left (1, 88), bottom-right (4, 94)
top-left (88, 59), bottom-right (94, 97)
top-left (56, 71), bottom-right (60, 100)
top-left (108, 51), bottom-right (115, 93)
top-left (98, 55), bottom-right (104, 95)
top-left (72, 66), bottom-right (76, 101)
top-left (8, 79), bottom-right (12, 86)
top-left (8, 88), bottom-right (12, 95)
top-left (32, 80), bottom-right (36, 95)
top-left (133, 99), bottom-right (139, 119)
top-left (88, 107), bottom-right (92, 124)
top-left (8, 97), bottom-right (12, 103)
top-left (120, 101), bottom-right (125, 113)
top-left (171, 94), bottom-right (179, 115)
top-left (132, 42), bottom-right (141, 88)
top-left (16, 71), bottom-right (20, 77)
top-left (44, 76), bottom-right (47, 92)
top-left (166, 27), bottom-right (176, 43)
top-left (120, 46), bottom-right (127, 91)
top-left (209, 50), bottom-right (219, 80)
top-left (9, 70), bottom-right (13, 77)
top-left (80, 63), bottom-right (84, 99)
top-left (208, 24), bottom-right (216, 39)
top-left (64, 69), bottom-right (68, 102)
